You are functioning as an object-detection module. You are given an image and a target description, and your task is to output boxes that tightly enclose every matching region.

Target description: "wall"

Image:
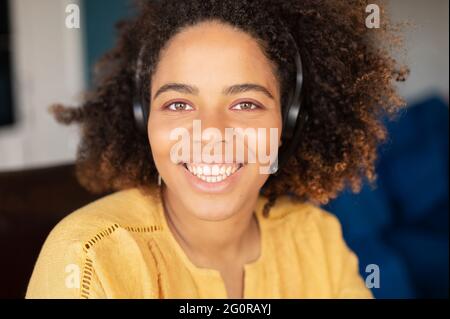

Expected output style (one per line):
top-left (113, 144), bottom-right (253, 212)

top-left (389, 0), bottom-right (449, 103)
top-left (0, 0), bottom-right (84, 170)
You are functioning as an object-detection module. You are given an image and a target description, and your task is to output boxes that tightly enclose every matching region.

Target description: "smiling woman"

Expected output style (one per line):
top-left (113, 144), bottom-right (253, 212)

top-left (26, 0), bottom-right (407, 299)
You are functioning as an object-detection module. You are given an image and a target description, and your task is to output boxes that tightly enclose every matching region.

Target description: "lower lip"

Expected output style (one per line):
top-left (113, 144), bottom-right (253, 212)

top-left (180, 164), bottom-right (244, 194)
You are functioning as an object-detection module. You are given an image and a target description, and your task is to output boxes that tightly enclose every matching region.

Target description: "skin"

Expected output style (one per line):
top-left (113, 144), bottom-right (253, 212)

top-left (147, 20), bottom-right (283, 298)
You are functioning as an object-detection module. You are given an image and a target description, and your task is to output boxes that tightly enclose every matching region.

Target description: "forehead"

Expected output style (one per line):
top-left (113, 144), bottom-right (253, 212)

top-left (151, 21), bottom-right (279, 92)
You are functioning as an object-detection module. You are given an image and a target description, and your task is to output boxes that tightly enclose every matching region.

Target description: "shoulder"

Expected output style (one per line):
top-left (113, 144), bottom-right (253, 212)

top-left (263, 195), bottom-right (372, 298)
top-left (26, 186), bottom-right (162, 298)
top-left (48, 186), bottom-right (162, 246)
top-left (262, 195), bottom-right (349, 265)
top-left (262, 195), bottom-right (343, 236)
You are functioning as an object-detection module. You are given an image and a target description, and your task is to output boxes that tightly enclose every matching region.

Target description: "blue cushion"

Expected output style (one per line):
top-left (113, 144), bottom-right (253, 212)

top-left (324, 95), bottom-right (449, 298)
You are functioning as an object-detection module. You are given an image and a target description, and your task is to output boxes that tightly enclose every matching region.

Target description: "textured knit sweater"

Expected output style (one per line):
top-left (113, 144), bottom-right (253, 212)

top-left (26, 185), bottom-right (373, 299)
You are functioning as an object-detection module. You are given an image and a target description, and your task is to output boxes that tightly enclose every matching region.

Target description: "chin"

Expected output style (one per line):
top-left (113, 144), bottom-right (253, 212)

top-left (186, 195), bottom-right (242, 222)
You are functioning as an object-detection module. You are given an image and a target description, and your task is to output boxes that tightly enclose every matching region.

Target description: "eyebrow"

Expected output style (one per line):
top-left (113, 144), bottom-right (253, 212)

top-left (152, 82), bottom-right (274, 101)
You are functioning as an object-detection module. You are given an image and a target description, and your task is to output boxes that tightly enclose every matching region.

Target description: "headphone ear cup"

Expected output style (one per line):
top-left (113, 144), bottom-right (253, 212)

top-left (133, 46), bottom-right (149, 135)
top-left (277, 44), bottom-right (304, 169)
top-left (281, 91), bottom-right (293, 133)
top-left (283, 50), bottom-right (304, 138)
top-left (133, 99), bottom-right (147, 133)
top-left (282, 92), bottom-right (298, 140)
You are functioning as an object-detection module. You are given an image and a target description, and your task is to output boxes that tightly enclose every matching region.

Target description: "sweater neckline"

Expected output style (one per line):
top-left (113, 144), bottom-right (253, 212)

top-left (153, 186), bottom-right (269, 297)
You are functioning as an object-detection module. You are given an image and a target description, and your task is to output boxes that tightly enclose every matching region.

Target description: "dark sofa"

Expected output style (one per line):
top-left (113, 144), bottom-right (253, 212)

top-left (0, 164), bottom-right (107, 298)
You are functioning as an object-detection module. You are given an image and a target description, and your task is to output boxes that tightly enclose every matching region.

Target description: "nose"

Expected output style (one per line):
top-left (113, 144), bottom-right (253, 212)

top-left (188, 106), bottom-right (230, 163)
top-left (195, 107), bottom-right (230, 147)
top-left (198, 107), bottom-right (228, 136)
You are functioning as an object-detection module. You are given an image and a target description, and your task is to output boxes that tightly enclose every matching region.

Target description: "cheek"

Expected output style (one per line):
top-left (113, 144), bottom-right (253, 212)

top-left (252, 116), bottom-right (282, 164)
top-left (147, 116), bottom-right (175, 165)
top-left (242, 115), bottom-right (281, 183)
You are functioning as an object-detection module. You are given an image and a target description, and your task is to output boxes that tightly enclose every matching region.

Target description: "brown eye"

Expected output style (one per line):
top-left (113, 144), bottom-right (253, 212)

top-left (167, 102), bottom-right (194, 111)
top-left (231, 102), bottom-right (259, 110)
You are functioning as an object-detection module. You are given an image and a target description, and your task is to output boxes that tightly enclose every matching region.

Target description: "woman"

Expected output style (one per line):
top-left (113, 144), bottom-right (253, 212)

top-left (26, 0), bottom-right (407, 298)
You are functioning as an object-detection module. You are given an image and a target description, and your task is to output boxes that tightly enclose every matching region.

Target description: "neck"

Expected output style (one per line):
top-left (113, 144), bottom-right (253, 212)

top-left (161, 185), bottom-right (260, 268)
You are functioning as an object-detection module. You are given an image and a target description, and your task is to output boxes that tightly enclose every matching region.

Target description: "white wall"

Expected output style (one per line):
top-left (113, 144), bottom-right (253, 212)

top-left (389, 0), bottom-right (449, 103)
top-left (0, 0), bottom-right (84, 171)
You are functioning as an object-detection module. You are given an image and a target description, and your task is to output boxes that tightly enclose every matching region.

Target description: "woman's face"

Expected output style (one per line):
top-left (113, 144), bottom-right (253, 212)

top-left (148, 20), bottom-right (282, 221)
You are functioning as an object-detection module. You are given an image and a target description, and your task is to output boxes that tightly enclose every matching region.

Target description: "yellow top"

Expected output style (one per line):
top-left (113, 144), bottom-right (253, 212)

top-left (26, 186), bottom-right (373, 299)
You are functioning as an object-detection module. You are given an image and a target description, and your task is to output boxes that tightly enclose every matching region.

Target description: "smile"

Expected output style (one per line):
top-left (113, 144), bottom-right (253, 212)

top-left (183, 163), bottom-right (243, 183)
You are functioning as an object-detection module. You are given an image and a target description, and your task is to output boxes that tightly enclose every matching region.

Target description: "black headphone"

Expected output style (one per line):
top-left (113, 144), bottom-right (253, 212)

top-left (133, 32), bottom-right (306, 173)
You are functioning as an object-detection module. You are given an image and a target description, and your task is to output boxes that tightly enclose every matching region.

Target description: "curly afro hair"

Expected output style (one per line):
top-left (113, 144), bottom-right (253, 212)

top-left (52, 0), bottom-right (408, 214)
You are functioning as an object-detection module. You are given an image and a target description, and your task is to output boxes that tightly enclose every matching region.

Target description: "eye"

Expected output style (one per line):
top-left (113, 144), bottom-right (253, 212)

top-left (231, 102), bottom-right (260, 111)
top-left (166, 102), bottom-right (194, 111)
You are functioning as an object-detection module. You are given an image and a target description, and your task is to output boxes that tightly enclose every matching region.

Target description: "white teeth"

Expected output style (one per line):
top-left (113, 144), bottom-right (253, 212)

top-left (184, 163), bottom-right (242, 183)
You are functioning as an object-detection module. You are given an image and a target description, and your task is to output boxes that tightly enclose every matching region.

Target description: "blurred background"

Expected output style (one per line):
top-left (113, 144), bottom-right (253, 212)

top-left (0, 0), bottom-right (448, 298)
